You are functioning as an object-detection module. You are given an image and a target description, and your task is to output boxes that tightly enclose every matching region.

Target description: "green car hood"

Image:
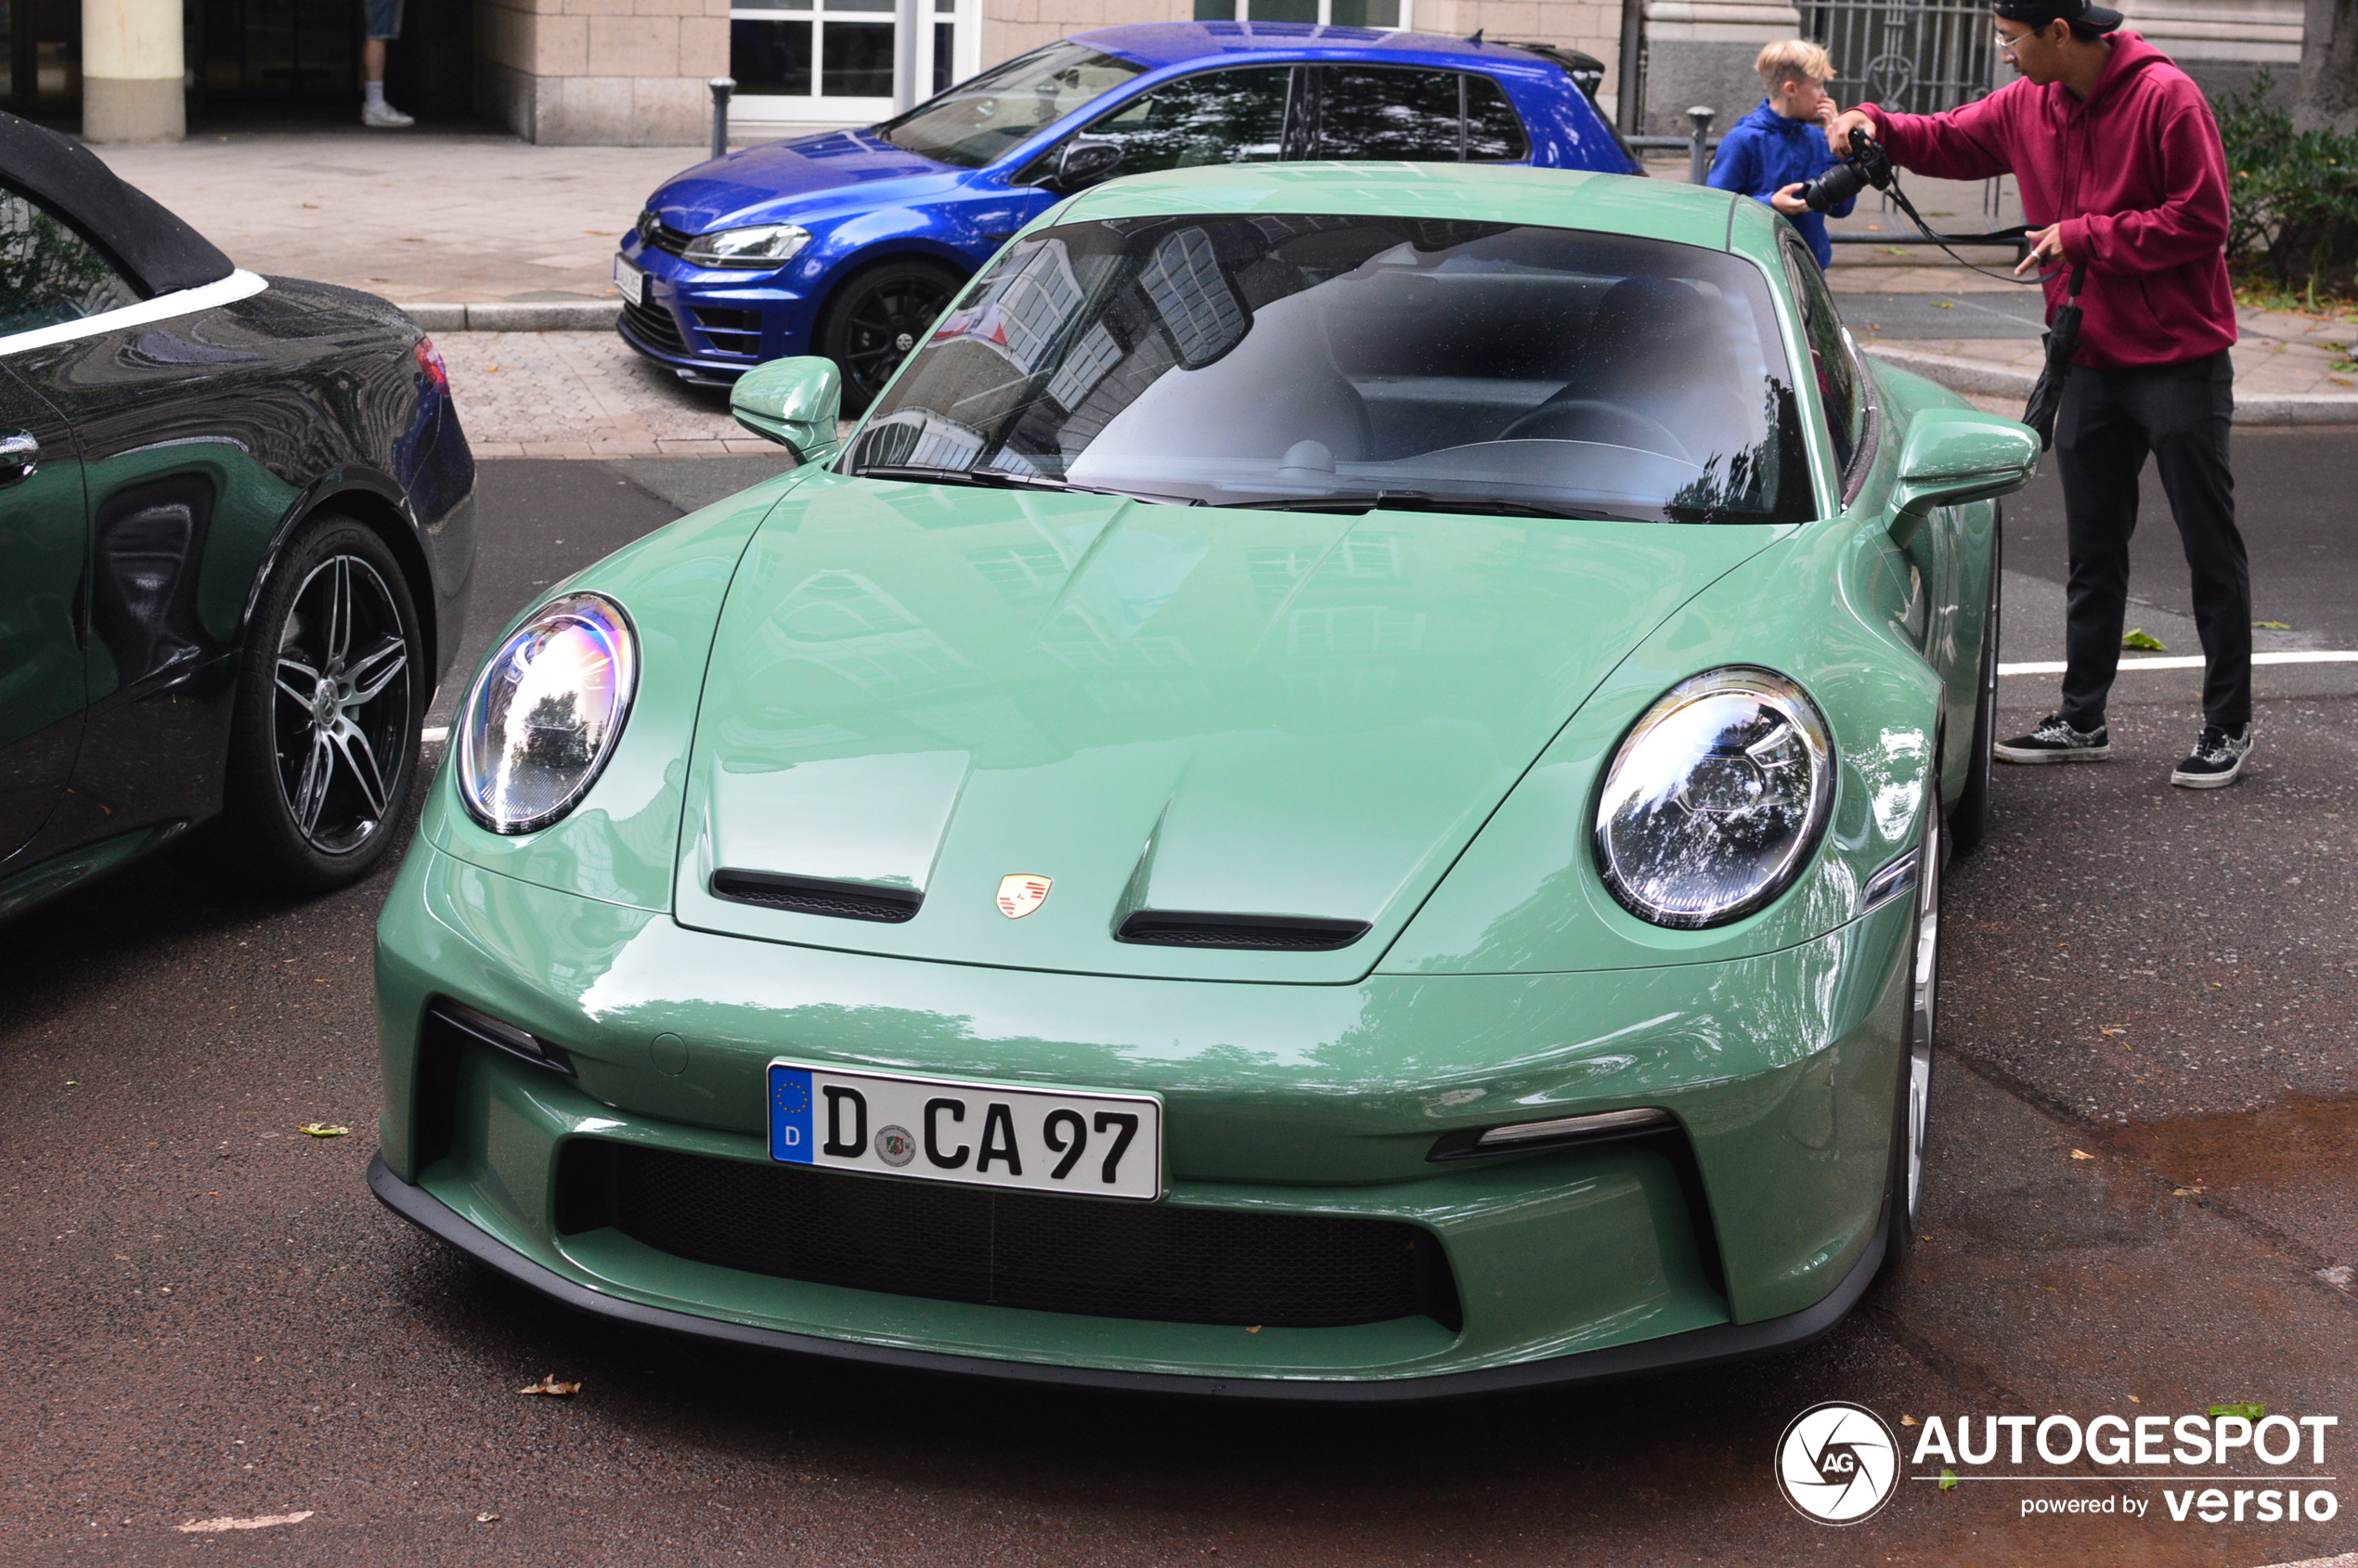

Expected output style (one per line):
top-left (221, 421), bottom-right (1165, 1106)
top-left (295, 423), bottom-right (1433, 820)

top-left (675, 472), bottom-right (1781, 982)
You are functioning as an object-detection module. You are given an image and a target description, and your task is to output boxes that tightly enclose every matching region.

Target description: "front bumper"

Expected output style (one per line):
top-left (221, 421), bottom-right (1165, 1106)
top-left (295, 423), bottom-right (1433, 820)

top-left (374, 842), bottom-right (1912, 1393)
top-left (615, 242), bottom-right (815, 378)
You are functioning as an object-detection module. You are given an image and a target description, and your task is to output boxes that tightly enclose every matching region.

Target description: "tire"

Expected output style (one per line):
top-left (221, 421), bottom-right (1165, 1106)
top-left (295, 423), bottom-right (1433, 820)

top-left (1947, 505), bottom-right (2002, 858)
top-left (815, 258), bottom-right (964, 416)
top-left (223, 514), bottom-right (423, 894)
top-left (1881, 794), bottom-right (1942, 1273)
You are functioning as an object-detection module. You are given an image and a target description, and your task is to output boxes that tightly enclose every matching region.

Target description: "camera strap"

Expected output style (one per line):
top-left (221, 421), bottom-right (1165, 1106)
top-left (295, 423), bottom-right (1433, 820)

top-left (1878, 176), bottom-right (2056, 287)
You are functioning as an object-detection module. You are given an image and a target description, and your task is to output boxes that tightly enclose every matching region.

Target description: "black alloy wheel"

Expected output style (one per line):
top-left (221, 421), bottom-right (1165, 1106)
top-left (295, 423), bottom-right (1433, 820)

top-left (1948, 507), bottom-right (2002, 857)
top-left (1882, 789), bottom-right (1942, 1271)
top-left (226, 515), bottom-right (423, 892)
top-left (816, 258), bottom-right (963, 415)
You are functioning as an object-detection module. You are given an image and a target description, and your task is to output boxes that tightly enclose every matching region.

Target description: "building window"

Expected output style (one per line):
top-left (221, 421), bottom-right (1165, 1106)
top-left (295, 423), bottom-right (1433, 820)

top-left (1191, 0), bottom-right (1411, 28)
top-left (731, 0), bottom-right (979, 123)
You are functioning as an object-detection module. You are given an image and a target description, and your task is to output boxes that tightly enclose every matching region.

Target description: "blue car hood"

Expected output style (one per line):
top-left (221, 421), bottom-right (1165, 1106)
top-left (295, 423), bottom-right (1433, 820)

top-left (650, 128), bottom-right (969, 230)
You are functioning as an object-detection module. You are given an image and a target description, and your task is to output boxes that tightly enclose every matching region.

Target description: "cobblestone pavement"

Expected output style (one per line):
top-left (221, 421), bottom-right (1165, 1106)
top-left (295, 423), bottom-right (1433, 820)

top-left (438, 332), bottom-right (769, 457)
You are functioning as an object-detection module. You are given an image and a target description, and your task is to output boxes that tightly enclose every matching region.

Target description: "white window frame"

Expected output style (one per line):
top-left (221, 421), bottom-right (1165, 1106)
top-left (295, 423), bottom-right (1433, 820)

top-left (729, 0), bottom-right (983, 126)
top-left (1193, 2), bottom-right (1415, 27)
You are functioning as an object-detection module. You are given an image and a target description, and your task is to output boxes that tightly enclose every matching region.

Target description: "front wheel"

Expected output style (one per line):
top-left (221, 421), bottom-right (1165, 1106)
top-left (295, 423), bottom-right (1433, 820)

top-left (815, 258), bottom-right (963, 416)
top-left (223, 515), bottom-right (423, 893)
top-left (1883, 797), bottom-right (1941, 1270)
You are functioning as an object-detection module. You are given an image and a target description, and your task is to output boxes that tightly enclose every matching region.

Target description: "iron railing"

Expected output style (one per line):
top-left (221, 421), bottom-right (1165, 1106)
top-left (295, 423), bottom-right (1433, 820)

top-left (1805, 0), bottom-right (1999, 117)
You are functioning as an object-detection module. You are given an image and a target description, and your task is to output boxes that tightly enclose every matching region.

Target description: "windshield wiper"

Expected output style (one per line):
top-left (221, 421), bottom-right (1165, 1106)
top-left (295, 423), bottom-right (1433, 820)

top-left (853, 463), bottom-right (1199, 506)
top-left (1214, 490), bottom-right (1650, 523)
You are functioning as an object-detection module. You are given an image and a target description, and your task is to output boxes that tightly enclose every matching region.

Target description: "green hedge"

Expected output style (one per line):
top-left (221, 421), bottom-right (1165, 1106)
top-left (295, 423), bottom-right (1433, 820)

top-left (2213, 72), bottom-right (2358, 300)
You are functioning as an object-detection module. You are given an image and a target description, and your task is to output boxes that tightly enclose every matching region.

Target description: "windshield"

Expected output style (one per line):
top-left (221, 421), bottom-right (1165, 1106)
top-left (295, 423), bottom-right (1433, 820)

top-left (843, 214), bottom-right (1816, 524)
top-left (875, 42), bottom-right (1146, 169)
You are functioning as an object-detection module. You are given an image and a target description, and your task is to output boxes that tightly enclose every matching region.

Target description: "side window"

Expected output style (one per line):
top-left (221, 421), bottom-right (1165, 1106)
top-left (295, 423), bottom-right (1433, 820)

top-left (1074, 67), bottom-right (1293, 177)
top-left (1462, 74), bottom-right (1530, 161)
top-left (1779, 236), bottom-right (1860, 473)
top-left (1316, 67), bottom-right (1463, 161)
top-left (0, 188), bottom-right (142, 337)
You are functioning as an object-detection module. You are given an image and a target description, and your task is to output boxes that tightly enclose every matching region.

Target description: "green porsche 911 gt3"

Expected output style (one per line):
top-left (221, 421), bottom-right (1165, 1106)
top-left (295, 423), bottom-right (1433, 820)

top-left (371, 161), bottom-right (2039, 1398)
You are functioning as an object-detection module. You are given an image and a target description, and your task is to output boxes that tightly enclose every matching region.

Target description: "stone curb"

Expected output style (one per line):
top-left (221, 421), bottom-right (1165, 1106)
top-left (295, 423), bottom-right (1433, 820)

top-left (1864, 345), bottom-right (2358, 427)
top-left (396, 301), bottom-right (619, 332)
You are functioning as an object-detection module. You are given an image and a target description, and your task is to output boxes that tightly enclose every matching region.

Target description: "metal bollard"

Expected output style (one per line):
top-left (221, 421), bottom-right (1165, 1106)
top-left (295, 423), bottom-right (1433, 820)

top-left (708, 77), bottom-right (735, 161)
top-left (1686, 106), bottom-right (1715, 185)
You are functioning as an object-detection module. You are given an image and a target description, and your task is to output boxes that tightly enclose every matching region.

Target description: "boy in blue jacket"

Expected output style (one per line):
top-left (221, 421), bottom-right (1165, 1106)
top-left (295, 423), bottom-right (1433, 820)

top-left (1707, 40), bottom-right (1854, 268)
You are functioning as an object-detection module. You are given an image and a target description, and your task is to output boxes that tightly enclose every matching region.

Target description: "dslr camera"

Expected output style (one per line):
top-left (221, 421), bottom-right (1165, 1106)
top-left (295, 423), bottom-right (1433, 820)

top-left (1801, 125), bottom-right (1894, 214)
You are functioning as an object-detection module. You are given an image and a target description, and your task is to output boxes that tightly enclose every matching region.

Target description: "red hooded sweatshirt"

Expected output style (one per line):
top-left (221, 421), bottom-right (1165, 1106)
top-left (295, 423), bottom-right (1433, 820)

top-left (1861, 32), bottom-right (2236, 370)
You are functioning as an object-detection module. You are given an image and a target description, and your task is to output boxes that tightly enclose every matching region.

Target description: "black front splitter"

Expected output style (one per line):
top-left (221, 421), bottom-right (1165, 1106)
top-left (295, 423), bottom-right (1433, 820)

top-left (369, 1151), bottom-right (1885, 1406)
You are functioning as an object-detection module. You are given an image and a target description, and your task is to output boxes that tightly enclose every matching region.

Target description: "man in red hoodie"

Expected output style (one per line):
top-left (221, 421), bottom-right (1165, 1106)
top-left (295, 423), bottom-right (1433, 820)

top-left (1824, 0), bottom-right (2252, 787)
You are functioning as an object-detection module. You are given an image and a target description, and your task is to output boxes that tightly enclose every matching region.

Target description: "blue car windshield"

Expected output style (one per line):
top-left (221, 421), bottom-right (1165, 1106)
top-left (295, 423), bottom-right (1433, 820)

top-left (876, 42), bottom-right (1146, 169)
top-left (843, 214), bottom-right (1816, 525)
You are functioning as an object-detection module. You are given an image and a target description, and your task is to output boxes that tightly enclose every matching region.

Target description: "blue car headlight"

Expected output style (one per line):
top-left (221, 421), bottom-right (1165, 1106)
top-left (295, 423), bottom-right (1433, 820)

top-left (457, 593), bottom-right (639, 835)
top-left (1593, 667), bottom-right (1834, 929)
top-left (683, 223), bottom-right (812, 268)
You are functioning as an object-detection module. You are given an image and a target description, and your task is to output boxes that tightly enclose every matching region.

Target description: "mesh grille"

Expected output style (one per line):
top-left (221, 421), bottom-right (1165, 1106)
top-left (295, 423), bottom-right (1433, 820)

top-left (710, 870), bottom-right (921, 923)
top-left (1116, 911), bottom-right (1370, 952)
top-left (560, 1140), bottom-right (1460, 1330)
top-left (619, 295), bottom-right (688, 355)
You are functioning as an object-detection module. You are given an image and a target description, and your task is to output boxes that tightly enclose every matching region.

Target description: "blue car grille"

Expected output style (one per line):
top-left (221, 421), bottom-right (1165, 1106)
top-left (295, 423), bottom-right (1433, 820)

top-left (556, 1139), bottom-right (1464, 1331)
top-left (635, 212), bottom-right (695, 258)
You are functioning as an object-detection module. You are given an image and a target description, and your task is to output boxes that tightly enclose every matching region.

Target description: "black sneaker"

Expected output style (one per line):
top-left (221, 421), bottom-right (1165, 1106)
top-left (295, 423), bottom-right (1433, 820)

top-left (2170, 723), bottom-right (2252, 789)
top-left (1994, 713), bottom-right (2110, 764)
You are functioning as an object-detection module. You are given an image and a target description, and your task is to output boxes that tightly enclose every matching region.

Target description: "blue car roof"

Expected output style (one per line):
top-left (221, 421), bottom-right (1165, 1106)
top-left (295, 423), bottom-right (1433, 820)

top-left (1067, 21), bottom-right (1571, 73)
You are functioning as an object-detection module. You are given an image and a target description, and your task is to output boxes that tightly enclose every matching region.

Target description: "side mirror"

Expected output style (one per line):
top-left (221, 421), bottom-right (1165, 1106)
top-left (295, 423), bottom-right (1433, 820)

top-left (731, 355), bottom-right (843, 462)
top-left (1053, 137), bottom-right (1123, 191)
top-left (1887, 409), bottom-right (2040, 546)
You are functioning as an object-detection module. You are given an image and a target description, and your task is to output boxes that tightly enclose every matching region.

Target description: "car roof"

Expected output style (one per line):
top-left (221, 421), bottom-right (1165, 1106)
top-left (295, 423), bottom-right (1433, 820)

top-left (1070, 21), bottom-right (1570, 75)
top-left (1048, 162), bottom-right (1744, 256)
top-left (0, 110), bottom-right (232, 294)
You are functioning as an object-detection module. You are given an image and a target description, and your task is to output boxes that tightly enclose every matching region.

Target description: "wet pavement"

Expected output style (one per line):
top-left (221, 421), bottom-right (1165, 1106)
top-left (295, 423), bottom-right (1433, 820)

top-left (1, 446), bottom-right (2353, 1565)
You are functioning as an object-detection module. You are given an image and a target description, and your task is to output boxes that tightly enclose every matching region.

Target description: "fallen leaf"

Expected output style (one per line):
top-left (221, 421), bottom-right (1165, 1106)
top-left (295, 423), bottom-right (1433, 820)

top-left (2120, 628), bottom-right (2167, 651)
top-left (518, 1376), bottom-right (581, 1396)
top-left (2070, 1149), bottom-right (2095, 1160)
top-left (2172, 1186), bottom-right (2204, 1197)
top-left (1933, 300), bottom-right (1955, 308)
top-left (2210, 1402), bottom-right (2265, 1421)
top-left (2098, 1025), bottom-right (2127, 1037)
top-left (1938, 1469), bottom-right (1960, 1492)
top-left (299, 1124), bottom-right (349, 1138)
top-left (2128, 1395), bottom-right (2141, 1404)
top-left (2253, 620), bottom-right (2291, 629)
top-left (1899, 1414), bottom-right (1919, 1426)
top-left (477, 1512), bottom-right (501, 1523)
top-left (175, 1512), bottom-right (314, 1534)
top-left (1244, 1326), bottom-right (1262, 1334)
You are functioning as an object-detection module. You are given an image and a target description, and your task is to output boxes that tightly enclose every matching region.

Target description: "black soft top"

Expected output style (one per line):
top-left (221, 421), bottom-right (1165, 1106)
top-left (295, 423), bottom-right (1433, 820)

top-left (0, 111), bottom-right (234, 295)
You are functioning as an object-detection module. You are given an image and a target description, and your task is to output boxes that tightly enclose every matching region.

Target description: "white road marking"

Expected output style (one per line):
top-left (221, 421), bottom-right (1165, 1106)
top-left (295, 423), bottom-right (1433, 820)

top-left (175, 1511), bottom-right (315, 1534)
top-left (1999, 651), bottom-right (2358, 676)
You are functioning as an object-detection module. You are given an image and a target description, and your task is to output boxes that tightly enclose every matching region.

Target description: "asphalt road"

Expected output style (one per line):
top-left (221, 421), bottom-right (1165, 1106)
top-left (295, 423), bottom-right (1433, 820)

top-left (2, 451), bottom-right (2354, 1565)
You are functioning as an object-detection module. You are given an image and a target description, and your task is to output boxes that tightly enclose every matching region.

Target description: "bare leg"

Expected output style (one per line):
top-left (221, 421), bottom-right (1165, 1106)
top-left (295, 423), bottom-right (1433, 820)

top-left (363, 37), bottom-right (386, 84)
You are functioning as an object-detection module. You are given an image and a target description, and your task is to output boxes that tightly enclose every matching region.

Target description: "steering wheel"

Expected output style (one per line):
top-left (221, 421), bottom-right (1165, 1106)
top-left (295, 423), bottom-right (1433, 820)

top-left (1497, 398), bottom-right (1692, 463)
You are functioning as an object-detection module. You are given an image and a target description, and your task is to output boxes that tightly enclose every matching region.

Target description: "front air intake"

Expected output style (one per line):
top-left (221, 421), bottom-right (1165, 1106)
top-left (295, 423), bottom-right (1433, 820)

top-left (1114, 911), bottom-right (1369, 952)
top-left (710, 869), bottom-right (922, 923)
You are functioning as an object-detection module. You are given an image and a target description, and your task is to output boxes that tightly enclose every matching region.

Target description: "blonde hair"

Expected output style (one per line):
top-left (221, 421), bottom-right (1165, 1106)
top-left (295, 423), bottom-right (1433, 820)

top-left (1756, 39), bottom-right (1836, 92)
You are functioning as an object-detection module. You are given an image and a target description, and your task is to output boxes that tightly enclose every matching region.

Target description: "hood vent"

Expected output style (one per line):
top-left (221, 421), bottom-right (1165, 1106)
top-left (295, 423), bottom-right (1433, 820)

top-left (710, 869), bottom-right (922, 924)
top-left (1114, 911), bottom-right (1369, 952)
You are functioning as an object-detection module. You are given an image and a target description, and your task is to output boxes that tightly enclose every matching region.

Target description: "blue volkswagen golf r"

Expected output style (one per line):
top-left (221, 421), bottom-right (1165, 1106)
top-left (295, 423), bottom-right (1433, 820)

top-left (615, 22), bottom-right (1637, 408)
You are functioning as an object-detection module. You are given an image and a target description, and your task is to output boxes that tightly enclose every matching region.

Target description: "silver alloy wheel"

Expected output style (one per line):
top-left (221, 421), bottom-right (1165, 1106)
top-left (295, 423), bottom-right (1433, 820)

top-left (270, 552), bottom-right (412, 855)
top-left (1903, 812), bottom-right (1941, 1223)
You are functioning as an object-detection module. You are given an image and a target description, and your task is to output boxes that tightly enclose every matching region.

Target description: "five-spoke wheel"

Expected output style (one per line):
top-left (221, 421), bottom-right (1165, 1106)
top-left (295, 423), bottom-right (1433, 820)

top-left (816, 258), bottom-right (963, 415)
top-left (227, 516), bottom-right (423, 891)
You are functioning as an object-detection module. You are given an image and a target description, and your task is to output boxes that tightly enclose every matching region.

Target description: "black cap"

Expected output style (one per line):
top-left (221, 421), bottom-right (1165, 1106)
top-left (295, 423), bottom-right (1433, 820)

top-left (1993, 0), bottom-right (2123, 32)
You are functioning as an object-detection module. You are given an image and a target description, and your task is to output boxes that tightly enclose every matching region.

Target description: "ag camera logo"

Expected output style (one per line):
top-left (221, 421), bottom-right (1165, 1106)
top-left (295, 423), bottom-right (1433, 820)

top-left (1778, 1402), bottom-right (1900, 1524)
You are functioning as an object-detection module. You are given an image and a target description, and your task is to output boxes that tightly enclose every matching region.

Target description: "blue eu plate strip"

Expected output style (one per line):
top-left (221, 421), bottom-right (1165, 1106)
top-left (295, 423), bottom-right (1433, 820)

top-left (769, 1065), bottom-right (813, 1163)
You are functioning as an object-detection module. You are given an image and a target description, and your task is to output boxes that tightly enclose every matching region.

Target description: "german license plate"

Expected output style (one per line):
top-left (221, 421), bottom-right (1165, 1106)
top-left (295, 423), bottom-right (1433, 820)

top-left (768, 1062), bottom-right (1161, 1201)
top-left (614, 256), bottom-right (645, 305)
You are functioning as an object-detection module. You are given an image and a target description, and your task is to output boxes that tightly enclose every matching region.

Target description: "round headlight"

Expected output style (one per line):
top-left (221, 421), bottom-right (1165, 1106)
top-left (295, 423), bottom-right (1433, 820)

top-left (682, 223), bottom-right (812, 269)
top-left (457, 592), bottom-right (638, 835)
top-left (1593, 667), bottom-right (1833, 929)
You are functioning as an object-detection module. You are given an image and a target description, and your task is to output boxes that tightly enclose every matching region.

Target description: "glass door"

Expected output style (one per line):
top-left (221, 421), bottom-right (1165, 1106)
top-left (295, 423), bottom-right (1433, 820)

top-left (732, 0), bottom-right (978, 127)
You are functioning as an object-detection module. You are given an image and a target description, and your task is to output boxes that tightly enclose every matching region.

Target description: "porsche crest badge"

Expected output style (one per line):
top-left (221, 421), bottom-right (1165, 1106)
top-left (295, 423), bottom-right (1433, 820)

top-left (996, 874), bottom-right (1051, 919)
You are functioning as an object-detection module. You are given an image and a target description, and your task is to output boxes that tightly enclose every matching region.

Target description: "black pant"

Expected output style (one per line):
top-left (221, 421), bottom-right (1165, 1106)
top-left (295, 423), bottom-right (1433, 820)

top-left (2054, 350), bottom-right (2248, 732)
